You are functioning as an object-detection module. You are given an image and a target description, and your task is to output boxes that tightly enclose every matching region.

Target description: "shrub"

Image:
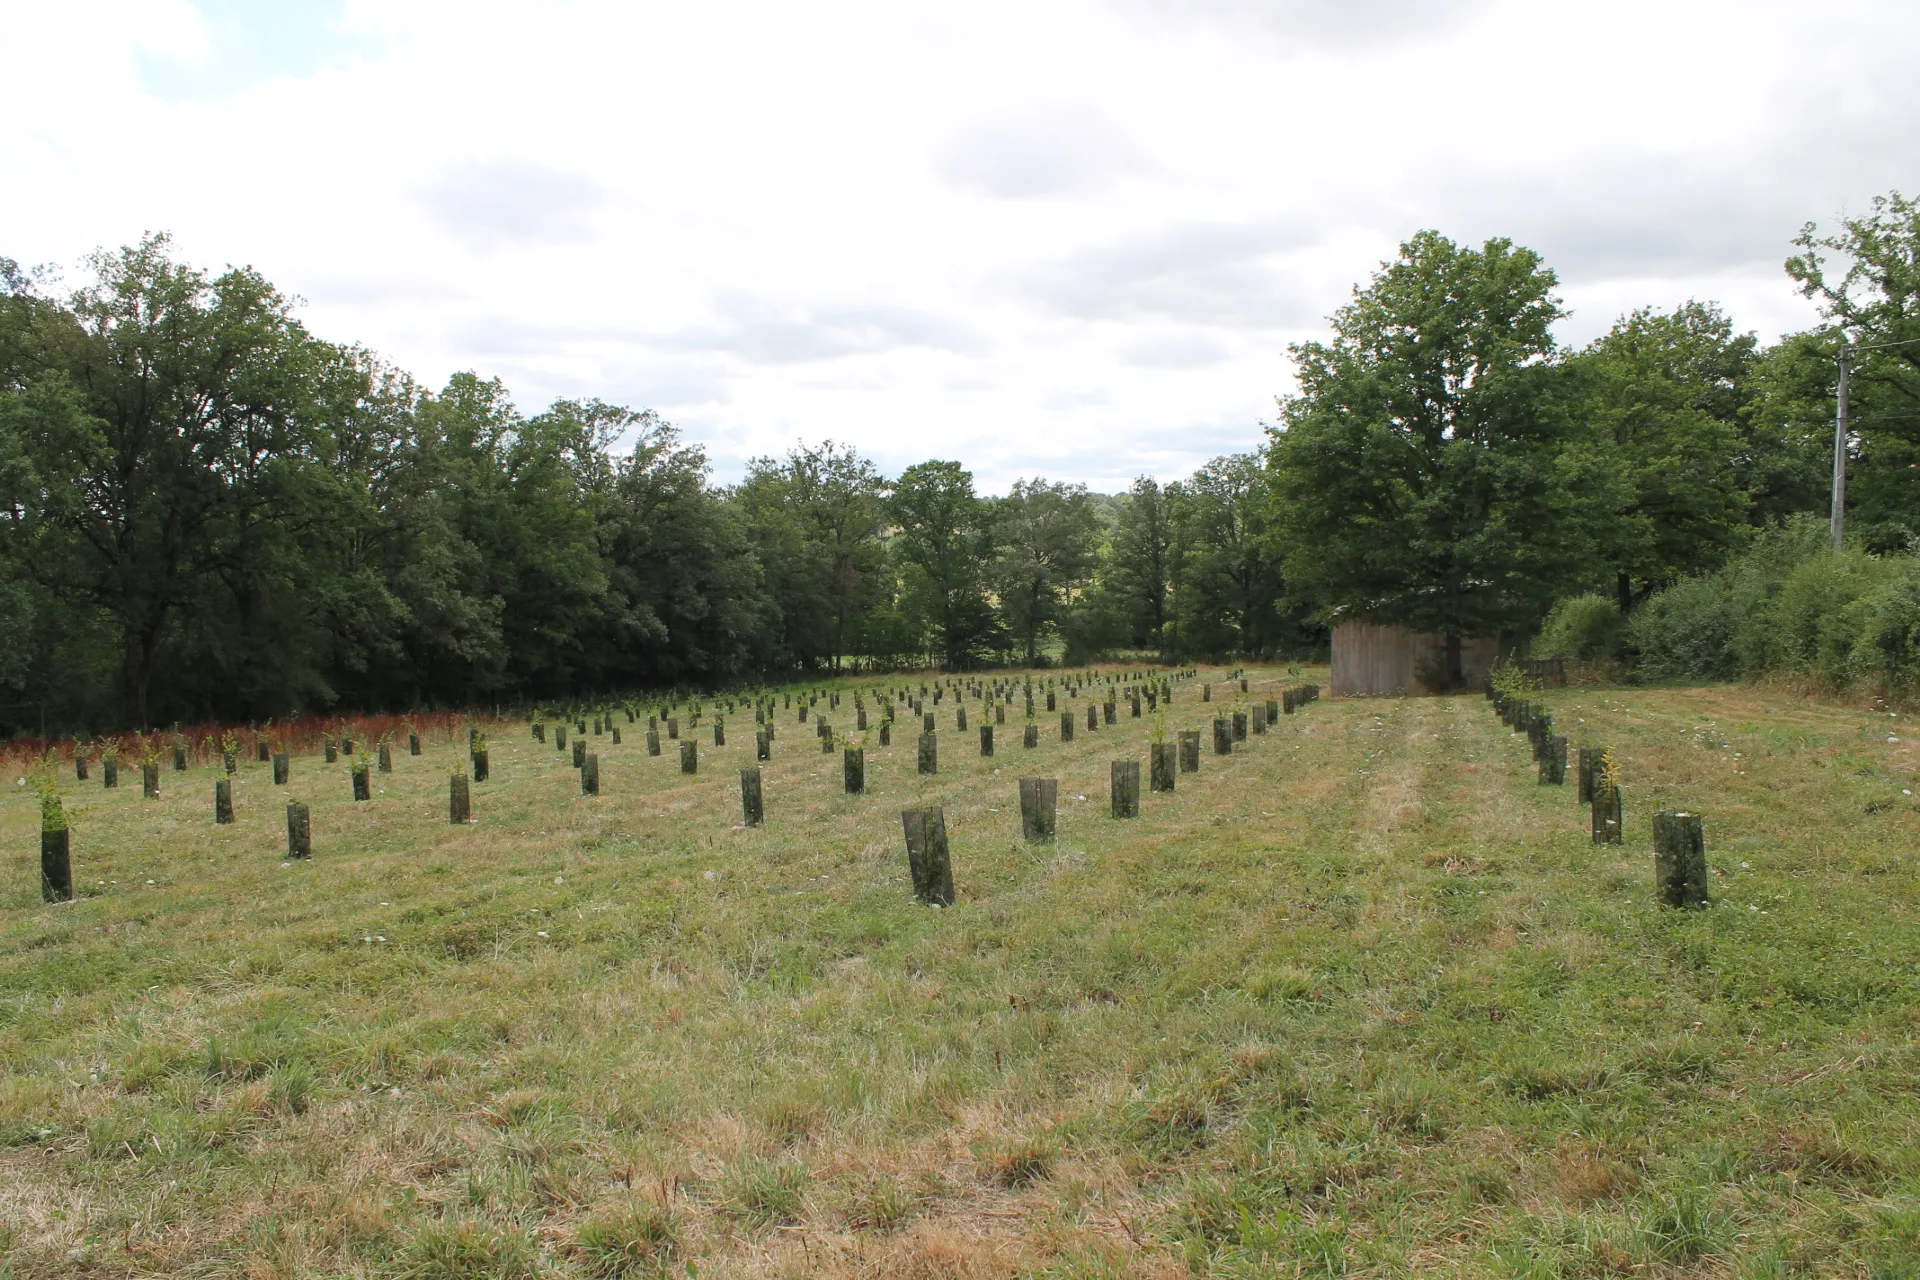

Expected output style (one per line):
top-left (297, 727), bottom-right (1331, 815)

top-left (1532, 594), bottom-right (1629, 663)
top-left (1631, 515), bottom-right (1832, 683)
top-left (1722, 516), bottom-right (1834, 673)
top-left (1629, 575), bottom-right (1740, 683)
top-left (1764, 549), bottom-right (1900, 683)
top-left (1846, 560), bottom-right (1920, 692)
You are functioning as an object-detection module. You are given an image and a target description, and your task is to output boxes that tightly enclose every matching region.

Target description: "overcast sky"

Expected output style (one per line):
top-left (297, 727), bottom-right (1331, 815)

top-left (4, 0), bottom-right (1917, 492)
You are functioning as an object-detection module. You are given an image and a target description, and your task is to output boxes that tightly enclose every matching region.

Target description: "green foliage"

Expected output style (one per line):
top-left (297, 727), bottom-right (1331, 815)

top-left (1531, 594), bottom-right (1629, 663)
top-left (1486, 659), bottom-right (1543, 700)
top-left (12, 194), bottom-right (1920, 726)
top-left (1763, 548), bottom-right (1902, 680)
top-left (1784, 191), bottom-right (1920, 551)
top-left (1106, 475), bottom-right (1175, 654)
top-left (1167, 453), bottom-right (1299, 660)
top-left (1268, 231), bottom-right (1620, 654)
top-left (1059, 582), bottom-right (1131, 666)
top-left (1568, 302), bottom-right (1759, 603)
top-left (890, 461), bottom-right (1001, 669)
top-left (1629, 574), bottom-right (1742, 682)
top-left (735, 440), bottom-right (888, 672)
top-left (31, 757), bottom-right (64, 832)
top-left (993, 478), bottom-right (1102, 665)
top-left (1626, 515), bottom-right (1920, 691)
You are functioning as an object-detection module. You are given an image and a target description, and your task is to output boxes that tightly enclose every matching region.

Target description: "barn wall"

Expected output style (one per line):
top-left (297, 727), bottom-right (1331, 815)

top-left (1330, 621), bottom-right (1503, 696)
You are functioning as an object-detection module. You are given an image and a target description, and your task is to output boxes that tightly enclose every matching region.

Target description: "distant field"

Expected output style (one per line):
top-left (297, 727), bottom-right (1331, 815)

top-left (3, 668), bottom-right (1918, 1279)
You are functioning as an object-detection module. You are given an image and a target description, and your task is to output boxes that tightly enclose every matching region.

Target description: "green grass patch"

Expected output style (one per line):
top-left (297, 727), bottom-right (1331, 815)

top-left (4, 669), bottom-right (1920, 1275)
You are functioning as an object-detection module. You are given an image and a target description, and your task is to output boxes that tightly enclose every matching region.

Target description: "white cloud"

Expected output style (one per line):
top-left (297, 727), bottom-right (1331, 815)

top-left (418, 160), bottom-right (607, 249)
top-left (936, 101), bottom-right (1153, 199)
top-left (3, 0), bottom-right (1914, 491)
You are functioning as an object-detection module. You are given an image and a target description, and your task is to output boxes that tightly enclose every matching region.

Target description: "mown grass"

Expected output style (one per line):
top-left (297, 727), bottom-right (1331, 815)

top-left (3, 668), bottom-right (1919, 1278)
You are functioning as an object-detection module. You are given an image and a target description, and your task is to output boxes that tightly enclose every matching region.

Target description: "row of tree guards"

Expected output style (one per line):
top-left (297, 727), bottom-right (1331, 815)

top-left (1486, 682), bottom-right (1708, 909)
top-left (32, 666), bottom-right (1307, 902)
top-left (59, 731), bottom-right (435, 783)
top-left (737, 681), bottom-right (1325, 907)
top-left (40, 666), bottom-right (1198, 781)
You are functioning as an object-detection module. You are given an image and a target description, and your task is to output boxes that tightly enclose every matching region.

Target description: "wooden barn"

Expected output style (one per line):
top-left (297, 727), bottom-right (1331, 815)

top-left (1330, 620), bottom-right (1504, 697)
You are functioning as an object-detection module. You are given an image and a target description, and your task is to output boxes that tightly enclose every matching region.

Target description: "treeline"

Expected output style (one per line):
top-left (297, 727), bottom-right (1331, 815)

top-left (5, 192), bottom-right (1914, 734)
top-left (0, 237), bottom-right (1312, 736)
top-left (1266, 196), bottom-right (1920, 687)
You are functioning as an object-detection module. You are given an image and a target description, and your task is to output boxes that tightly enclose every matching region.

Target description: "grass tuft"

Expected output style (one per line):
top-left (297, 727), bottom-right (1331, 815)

top-left (571, 1201), bottom-right (680, 1278)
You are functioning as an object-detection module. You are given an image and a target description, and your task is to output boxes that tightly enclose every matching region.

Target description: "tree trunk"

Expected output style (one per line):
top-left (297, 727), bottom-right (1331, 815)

top-left (123, 614), bottom-right (166, 732)
top-left (1445, 632), bottom-right (1463, 689)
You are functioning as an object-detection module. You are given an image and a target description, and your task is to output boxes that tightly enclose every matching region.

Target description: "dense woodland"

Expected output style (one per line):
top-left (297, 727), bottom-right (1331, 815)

top-left (4, 192), bottom-right (1919, 735)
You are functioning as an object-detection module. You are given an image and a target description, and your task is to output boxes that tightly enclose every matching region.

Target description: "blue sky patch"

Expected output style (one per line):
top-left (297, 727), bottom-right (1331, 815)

top-left (136, 0), bottom-right (379, 100)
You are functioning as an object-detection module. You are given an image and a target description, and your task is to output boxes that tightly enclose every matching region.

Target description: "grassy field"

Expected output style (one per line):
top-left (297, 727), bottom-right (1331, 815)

top-left (3, 667), bottom-right (1919, 1279)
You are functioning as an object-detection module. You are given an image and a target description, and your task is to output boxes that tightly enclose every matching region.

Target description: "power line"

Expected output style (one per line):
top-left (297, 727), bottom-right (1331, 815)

top-left (1848, 335), bottom-right (1920, 354)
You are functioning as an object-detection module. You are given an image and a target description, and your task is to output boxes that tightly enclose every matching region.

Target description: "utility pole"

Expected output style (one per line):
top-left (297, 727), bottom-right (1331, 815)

top-left (1832, 346), bottom-right (1851, 549)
